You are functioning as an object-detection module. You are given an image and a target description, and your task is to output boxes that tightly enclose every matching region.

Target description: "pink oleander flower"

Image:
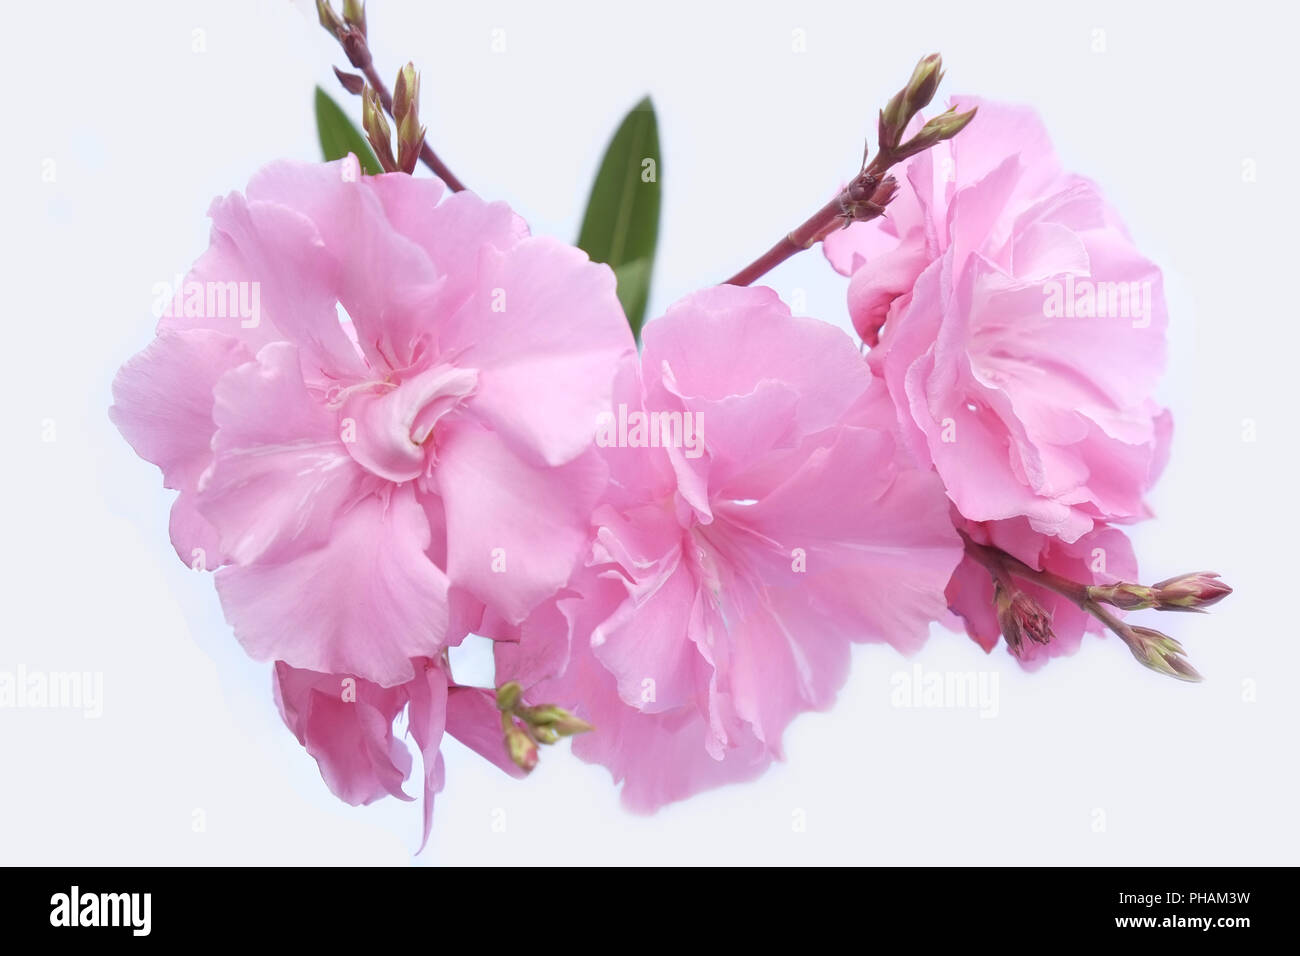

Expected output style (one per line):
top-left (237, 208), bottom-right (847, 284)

top-left (825, 98), bottom-right (1171, 544)
top-left (493, 286), bottom-right (962, 811)
top-left (273, 658), bottom-right (523, 847)
top-left (110, 156), bottom-right (635, 689)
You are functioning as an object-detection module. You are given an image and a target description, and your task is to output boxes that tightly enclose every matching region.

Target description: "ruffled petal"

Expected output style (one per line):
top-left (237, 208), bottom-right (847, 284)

top-left (110, 329), bottom-right (252, 490)
top-left (405, 661), bottom-right (449, 850)
top-left (273, 661), bottom-right (414, 806)
top-left (215, 485), bottom-right (451, 687)
top-left (435, 421), bottom-right (607, 623)
top-left (200, 342), bottom-right (374, 565)
top-left (444, 237), bottom-right (637, 466)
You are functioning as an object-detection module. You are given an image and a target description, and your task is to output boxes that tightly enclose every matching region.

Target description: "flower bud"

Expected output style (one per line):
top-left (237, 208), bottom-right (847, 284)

top-left (870, 175), bottom-right (899, 207)
top-left (832, 174), bottom-right (900, 234)
top-left (530, 723), bottom-right (559, 746)
top-left (392, 63), bottom-right (420, 126)
top-left (332, 66), bottom-right (366, 96)
top-left (1091, 572), bottom-right (1231, 613)
top-left (879, 95), bottom-right (908, 153)
top-left (879, 54), bottom-right (944, 153)
top-left (895, 105), bottom-right (978, 159)
top-left (316, 0), bottom-right (345, 38)
top-left (362, 86), bottom-right (397, 172)
top-left (553, 712), bottom-right (594, 737)
top-left (504, 722), bottom-right (539, 772)
top-left (995, 582), bottom-right (1054, 656)
top-left (1088, 581), bottom-right (1157, 611)
top-left (341, 29), bottom-right (372, 69)
top-left (1123, 626), bottom-right (1202, 682)
top-left (317, 0), bottom-right (371, 68)
top-left (903, 54), bottom-right (944, 116)
top-left (389, 63), bottom-right (425, 174)
top-left (1150, 572), bottom-right (1232, 612)
top-left (396, 112), bottom-right (425, 175)
top-left (495, 680), bottom-right (523, 712)
top-left (342, 0), bottom-right (366, 36)
top-left (519, 704), bottom-right (595, 737)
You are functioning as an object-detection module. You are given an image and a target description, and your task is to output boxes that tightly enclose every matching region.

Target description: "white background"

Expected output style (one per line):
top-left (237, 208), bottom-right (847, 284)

top-left (1, 0), bottom-right (1295, 865)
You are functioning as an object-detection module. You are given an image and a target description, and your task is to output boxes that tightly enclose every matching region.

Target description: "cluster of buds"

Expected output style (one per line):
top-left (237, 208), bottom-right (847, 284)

top-left (495, 681), bottom-right (593, 773)
top-left (825, 54), bottom-right (976, 237)
top-left (361, 87), bottom-right (396, 171)
top-left (317, 2), bottom-right (426, 176)
top-left (837, 173), bottom-right (900, 228)
top-left (993, 581), bottom-right (1055, 658)
top-left (391, 63), bottom-right (426, 174)
top-left (316, 0), bottom-right (371, 69)
top-left (876, 53), bottom-right (977, 163)
top-left (1088, 572), bottom-right (1232, 614)
top-left (359, 63), bottom-right (425, 174)
top-left (1083, 571), bottom-right (1232, 683)
top-left (962, 530), bottom-right (1231, 682)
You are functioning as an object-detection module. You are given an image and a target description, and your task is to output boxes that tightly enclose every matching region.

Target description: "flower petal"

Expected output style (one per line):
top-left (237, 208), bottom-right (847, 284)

top-left (215, 485), bottom-right (451, 687)
top-left (444, 237), bottom-right (636, 466)
top-left (436, 421), bottom-right (607, 623)
top-left (272, 661), bottom-right (414, 806)
top-left (200, 342), bottom-right (374, 565)
top-left (110, 329), bottom-right (252, 490)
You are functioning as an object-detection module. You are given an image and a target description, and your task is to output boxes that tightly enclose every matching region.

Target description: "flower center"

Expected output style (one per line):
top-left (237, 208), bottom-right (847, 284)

top-left (339, 364), bottom-right (478, 482)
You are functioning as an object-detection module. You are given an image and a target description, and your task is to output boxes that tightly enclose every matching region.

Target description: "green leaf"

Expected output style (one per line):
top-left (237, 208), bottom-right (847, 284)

top-left (314, 86), bottom-right (383, 175)
top-left (576, 97), bottom-right (661, 338)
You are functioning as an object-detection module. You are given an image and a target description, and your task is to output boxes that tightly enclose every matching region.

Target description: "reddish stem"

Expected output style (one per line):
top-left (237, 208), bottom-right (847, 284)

top-left (959, 531), bottom-right (1091, 605)
top-left (723, 155), bottom-right (892, 287)
top-left (724, 193), bottom-right (847, 286)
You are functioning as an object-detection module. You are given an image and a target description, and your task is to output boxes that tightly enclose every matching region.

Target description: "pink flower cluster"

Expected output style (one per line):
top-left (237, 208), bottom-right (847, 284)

top-left (825, 98), bottom-right (1170, 667)
top-left (112, 97), bottom-right (1186, 836)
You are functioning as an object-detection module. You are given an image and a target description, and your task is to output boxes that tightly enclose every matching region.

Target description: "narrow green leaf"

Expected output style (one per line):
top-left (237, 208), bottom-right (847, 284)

top-left (314, 86), bottom-right (383, 175)
top-left (576, 97), bottom-right (661, 338)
